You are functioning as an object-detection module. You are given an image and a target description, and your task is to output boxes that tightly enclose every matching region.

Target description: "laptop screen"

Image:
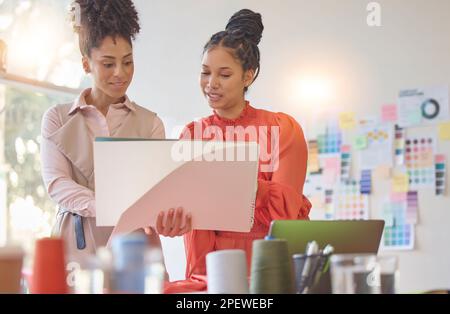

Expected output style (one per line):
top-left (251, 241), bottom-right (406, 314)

top-left (269, 220), bottom-right (385, 256)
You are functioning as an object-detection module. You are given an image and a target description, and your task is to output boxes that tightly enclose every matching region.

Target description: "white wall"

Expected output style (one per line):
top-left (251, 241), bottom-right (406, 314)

top-left (128, 0), bottom-right (450, 292)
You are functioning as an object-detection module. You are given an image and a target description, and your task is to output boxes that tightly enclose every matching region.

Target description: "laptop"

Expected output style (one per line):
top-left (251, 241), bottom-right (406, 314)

top-left (269, 220), bottom-right (385, 257)
top-left (269, 220), bottom-right (385, 294)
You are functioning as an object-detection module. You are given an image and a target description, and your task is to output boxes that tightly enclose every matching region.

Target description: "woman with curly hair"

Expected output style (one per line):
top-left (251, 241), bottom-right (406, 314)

top-left (40, 0), bottom-right (191, 263)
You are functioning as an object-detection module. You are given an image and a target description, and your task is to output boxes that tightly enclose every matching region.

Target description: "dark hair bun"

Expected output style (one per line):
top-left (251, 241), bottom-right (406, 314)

top-left (225, 9), bottom-right (264, 45)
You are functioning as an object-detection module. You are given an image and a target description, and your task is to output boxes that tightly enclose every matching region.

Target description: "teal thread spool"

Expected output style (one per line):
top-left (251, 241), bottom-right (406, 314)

top-left (250, 239), bottom-right (295, 294)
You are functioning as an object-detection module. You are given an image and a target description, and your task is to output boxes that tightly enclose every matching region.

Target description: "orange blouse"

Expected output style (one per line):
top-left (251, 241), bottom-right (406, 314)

top-left (164, 102), bottom-right (311, 293)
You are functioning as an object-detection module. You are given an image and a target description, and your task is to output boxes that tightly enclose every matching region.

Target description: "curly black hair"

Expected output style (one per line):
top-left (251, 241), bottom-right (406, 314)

top-left (204, 9), bottom-right (264, 92)
top-left (72, 0), bottom-right (140, 57)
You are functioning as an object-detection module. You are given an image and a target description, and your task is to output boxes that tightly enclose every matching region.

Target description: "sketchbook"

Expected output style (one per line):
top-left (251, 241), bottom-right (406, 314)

top-left (93, 138), bottom-right (259, 242)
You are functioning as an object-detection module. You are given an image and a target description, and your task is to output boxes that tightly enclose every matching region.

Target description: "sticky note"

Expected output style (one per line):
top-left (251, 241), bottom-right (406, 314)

top-left (381, 104), bottom-right (398, 123)
top-left (393, 172), bottom-right (409, 193)
top-left (339, 112), bottom-right (356, 130)
top-left (354, 135), bottom-right (368, 150)
top-left (438, 122), bottom-right (450, 140)
top-left (374, 165), bottom-right (391, 179)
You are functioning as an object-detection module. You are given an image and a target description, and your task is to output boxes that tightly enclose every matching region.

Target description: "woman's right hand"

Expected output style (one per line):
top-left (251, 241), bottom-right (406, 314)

top-left (153, 207), bottom-right (192, 238)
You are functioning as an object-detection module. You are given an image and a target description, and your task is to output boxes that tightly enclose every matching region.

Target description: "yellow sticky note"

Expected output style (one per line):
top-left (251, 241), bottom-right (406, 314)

top-left (438, 122), bottom-right (450, 140)
top-left (339, 112), bottom-right (356, 130)
top-left (392, 172), bottom-right (409, 193)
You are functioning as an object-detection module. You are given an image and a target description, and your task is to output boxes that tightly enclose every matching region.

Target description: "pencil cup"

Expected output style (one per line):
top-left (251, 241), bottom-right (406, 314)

top-left (293, 253), bottom-right (323, 294)
top-left (330, 254), bottom-right (381, 294)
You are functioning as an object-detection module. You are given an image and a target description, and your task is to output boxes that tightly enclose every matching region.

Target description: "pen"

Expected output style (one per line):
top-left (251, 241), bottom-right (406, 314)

top-left (300, 241), bottom-right (319, 294)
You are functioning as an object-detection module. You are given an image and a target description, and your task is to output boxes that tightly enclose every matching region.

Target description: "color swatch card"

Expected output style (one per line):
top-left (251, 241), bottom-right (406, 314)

top-left (324, 189), bottom-right (334, 220)
top-left (390, 192), bottom-right (418, 225)
top-left (435, 154), bottom-right (446, 196)
top-left (359, 124), bottom-right (394, 170)
top-left (381, 201), bottom-right (415, 251)
top-left (405, 136), bottom-right (436, 189)
top-left (406, 191), bottom-right (419, 225)
top-left (340, 145), bottom-right (352, 180)
top-left (307, 140), bottom-right (321, 173)
top-left (317, 120), bottom-right (342, 154)
top-left (360, 169), bottom-right (372, 194)
top-left (394, 125), bottom-right (406, 166)
top-left (335, 180), bottom-right (369, 220)
top-left (321, 155), bottom-right (341, 188)
top-left (304, 174), bottom-right (326, 220)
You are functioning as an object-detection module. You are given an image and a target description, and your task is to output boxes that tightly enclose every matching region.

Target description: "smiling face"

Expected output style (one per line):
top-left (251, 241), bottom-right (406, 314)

top-left (83, 36), bottom-right (134, 102)
top-left (200, 46), bottom-right (254, 118)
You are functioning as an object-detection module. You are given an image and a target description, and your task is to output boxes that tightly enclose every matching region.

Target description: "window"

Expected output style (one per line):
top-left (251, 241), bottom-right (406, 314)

top-left (1, 85), bottom-right (73, 251)
top-left (0, 0), bottom-right (86, 88)
top-left (0, 0), bottom-right (86, 251)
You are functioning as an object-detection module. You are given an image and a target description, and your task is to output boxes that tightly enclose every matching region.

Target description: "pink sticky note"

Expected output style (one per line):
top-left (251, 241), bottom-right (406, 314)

top-left (436, 154), bottom-right (446, 164)
top-left (323, 156), bottom-right (341, 186)
top-left (381, 104), bottom-right (398, 123)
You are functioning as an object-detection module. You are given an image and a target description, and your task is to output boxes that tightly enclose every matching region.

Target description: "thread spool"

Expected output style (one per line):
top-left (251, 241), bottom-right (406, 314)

top-left (111, 233), bottom-right (148, 294)
top-left (0, 246), bottom-right (24, 293)
top-left (250, 239), bottom-right (294, 294)
top-left (206, 249), bottom-right (249, 294)
top-left (31, 237), bottom-right (68, 294)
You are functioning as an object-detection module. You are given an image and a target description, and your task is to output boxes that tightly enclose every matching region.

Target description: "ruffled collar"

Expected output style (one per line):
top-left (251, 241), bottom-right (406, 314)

top-left (211, 101), bottom-right (257, 126)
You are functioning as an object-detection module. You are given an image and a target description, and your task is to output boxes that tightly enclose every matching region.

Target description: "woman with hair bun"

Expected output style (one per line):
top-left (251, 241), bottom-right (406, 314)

top-left (177, 9), bottom-right (311, 289)
top-left (40, 0), bottom-right (191, 263)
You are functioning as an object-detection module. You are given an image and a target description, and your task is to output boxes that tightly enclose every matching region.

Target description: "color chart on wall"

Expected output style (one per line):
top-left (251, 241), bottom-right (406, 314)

top-left (359, 124), bottom-right (394, 170)
top-left (405, 136), bottom-right (436, 189)
top-left (301, 85), bottom-right (448, 254)
top-left (381, 201), bottom-right (415, 250)
top-left (340, 145), bottom-right (352, 180)
top-left (394, 125), bottom-right (406, 166)
top-left (307, 140), bottom-right (320, 173)
top-left (360, 169), bottom-right (372, 194)
top-left (435, 154), bottom-right (446, 196)
top-left (335, 180), bottom-right (369, 220)
top-left (317, 121), bottom-right (342, 154)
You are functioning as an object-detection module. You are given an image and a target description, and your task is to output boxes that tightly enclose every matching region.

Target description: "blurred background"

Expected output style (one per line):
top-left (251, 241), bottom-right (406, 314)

top-left (0, 0), bottom-right (449, 293)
